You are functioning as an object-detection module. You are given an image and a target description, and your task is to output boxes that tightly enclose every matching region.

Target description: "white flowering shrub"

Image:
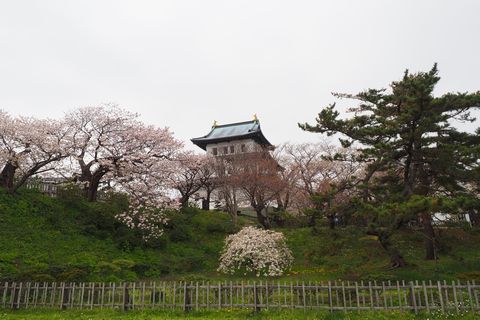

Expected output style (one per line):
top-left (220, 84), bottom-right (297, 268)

top-left (115, 206), bottom-right (169, 242)
top-left (218, 226), bottom-right (294, 277)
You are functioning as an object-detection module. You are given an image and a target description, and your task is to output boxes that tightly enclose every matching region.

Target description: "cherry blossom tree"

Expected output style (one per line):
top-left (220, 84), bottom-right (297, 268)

top-left (115, 166), bottom-right (178, 241)
top-left (112, 141), bottom-right (187, 241)
top-left (272, 143), bottom-right (301, 212)
top-left (218, 226), bottom-right (293, 277)
top-left (212, 156), bottom-right (241, 226)
top-left (64, 104), bottom-right (182, 201)
top-left (211, 149), bottom-right (285, 228)
top-left (197, 156), bottom-right (220, 210)
top-left (233, 152), bottom-right (285, 229)
top-left (168, 153), bottom-right (204, 208)
top-left (63, 104), bottom-right (183, 240)
top-left (284, 141), bottom-right (361, 228)
top-left (0, 110), bottom-right (72, 193)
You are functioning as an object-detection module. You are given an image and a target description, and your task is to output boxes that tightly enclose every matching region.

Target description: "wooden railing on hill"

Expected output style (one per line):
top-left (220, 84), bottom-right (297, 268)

top-left (24, 179), bottom-right (63, 197)
top-left (1, 280), bottom-right (479, 314)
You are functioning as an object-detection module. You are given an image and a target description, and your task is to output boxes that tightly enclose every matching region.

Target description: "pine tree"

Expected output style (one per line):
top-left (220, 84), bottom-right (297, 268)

top-left (300, 64), bottom-right (480, 267)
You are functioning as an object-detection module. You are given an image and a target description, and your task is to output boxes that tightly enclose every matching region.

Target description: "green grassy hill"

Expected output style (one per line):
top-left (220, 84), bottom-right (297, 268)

top-left (1, 189), bottom-right (479, 283)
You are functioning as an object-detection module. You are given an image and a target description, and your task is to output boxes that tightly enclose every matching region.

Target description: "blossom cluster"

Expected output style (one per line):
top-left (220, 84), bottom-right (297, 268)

top-left (115, 206), bottom-right (169, 242)
top-left (218, 226), bottom-right (293, 277)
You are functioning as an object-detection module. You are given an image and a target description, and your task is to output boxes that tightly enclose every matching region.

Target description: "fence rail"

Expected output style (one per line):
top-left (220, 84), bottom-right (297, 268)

top-left (1, 280), bottom-right (479, 313)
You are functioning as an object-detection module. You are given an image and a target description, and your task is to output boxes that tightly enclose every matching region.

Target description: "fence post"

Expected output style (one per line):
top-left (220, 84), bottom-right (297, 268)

top-left (265, 281), bottom-right (269, 310)
top-left (368, 281), bottom-right (374, 311)
top-left (17, 282), bottom-right (23, 309)
top-left (206, 282), bottom-right (210, 309)
top-left (183, 282), bottom-right (187, 311)
top-left (328, 281), bottom-right (333, 312)
top-left (290, 281), bottom-right (294, 309)
top-left (241, 281), bottom-right (245, 308)
top-left (183, 281), bottom-right (191, 312)
top-left (253, 281), bottom-right (260, 313)
top-left (302, 281), bottom-right (306, 310)
top-left (59, 282), bottom-right (65, 309)
top-left (218, 282), bottom-right (221, 309)
top-left (2, 282), bottom-right (8, 308)
top-left (457, 280), bottom-right (465, 309)
top-left (422, 281), bottom-right (429, 312)
top-left (196, 282), bottom-right (199, 310)
top-left (382, 282), bottom-right (387, 309)
top-left (123, 283), bottom-right (130, 311)
top-left (452, 281), bottom-right (459, 314)
top-left (410, 281), bottom-right (418, 314)
top-left (396, 281), bottom-right (402, 312)
top-left (466, 281), bottom-right (474, 314)
top-left (79, 283), bottom-right (85, 309)
top-left (436, 281), bottom-right (444, 313)
top-left (50, 282), bottom-right (56, 308)
top-left (10, 282), bottom-right (17, 310)
top-left (473, 280), bottom-right (479, 312)
top-left (355, 282), bottom-right (360, 309)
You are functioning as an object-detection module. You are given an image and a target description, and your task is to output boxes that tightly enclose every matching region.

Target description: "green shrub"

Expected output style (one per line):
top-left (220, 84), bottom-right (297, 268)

top-left (28, 273), bottom-right (56, 282)
top-left (58, 268), bottom-right (89, 282)
top-left (165, 212), bottom-right (193, 242)
top-left (456, 271), bottom-right (480, 281)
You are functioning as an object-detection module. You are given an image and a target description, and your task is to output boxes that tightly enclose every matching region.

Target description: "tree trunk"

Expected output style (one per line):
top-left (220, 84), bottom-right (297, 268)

top-left (86, 184), bottom-right (99, 202)
top-left (223, 188), bottom-right (238, 227)
top-left (0, 162), bottom-right (17, 191)
top-left (367, 230), bottom-right (407, 268)
top-left (420, 212), bottom-right (436, 260)
top-left (231, 210), bottom-right (237, 227)
top-left (201, 190), bottom-right (211, 210)
top-left (179, 195), bottom-right (189, 208)
top-left (308, 204), bottom-right (322, 227)
top-left (327, 214), bottom-right (335, 229)
top-left (308, 210), bottom-right (317, 227)
top-left (86, 174), bottom-right (103, 202)
top-left (256, 209), bottom-right (271, 229)
top-left (382, 243), bottom-right (406, 268)
top-left (78, 163), bottom-right (110, 202)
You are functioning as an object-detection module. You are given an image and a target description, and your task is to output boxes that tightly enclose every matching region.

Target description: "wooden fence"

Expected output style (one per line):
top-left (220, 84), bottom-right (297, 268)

top-left (24, 180), bottom-right (60, 197)
top-left (1, 280), bottom-right (479, 313)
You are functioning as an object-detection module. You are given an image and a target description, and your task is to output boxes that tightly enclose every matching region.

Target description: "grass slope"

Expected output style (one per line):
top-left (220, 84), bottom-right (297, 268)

top-left (0, 189), bottom-right (479, 282)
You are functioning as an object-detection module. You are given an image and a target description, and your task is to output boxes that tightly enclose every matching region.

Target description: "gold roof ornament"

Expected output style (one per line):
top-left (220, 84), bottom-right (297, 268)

top-left (212, 120), bottom-right (218, 127)
top-left (253, 114), bottom-right (258, 121)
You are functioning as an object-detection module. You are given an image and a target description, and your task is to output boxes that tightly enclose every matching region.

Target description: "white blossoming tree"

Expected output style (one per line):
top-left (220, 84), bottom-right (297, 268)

top-left (64, 104), bottom-right (182, 202)
top-left (218, 226), bottom-right (294, 277)
top-left (0, 110), bottom-right (73, 193)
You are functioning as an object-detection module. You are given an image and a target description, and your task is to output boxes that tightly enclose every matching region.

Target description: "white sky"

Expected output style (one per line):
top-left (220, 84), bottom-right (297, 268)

top-left (1, 1), bottom-right (479, 150)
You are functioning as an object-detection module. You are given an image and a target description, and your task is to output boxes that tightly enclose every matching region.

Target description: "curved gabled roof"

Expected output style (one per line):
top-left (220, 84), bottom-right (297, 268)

top-left (191, 120), bottom-right (273, 150)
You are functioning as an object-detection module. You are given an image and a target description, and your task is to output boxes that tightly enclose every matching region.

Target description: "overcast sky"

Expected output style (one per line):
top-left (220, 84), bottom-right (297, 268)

top-left (1, 1), bottom-right (479, 149)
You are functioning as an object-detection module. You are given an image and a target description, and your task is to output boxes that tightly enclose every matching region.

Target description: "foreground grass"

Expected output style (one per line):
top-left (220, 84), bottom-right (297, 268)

top-left (0, 309), bottom-right (478, 320)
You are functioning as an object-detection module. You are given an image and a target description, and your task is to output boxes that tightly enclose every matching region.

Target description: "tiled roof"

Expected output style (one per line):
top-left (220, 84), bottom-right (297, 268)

top-left (191, 120), bottom-right (273, 150)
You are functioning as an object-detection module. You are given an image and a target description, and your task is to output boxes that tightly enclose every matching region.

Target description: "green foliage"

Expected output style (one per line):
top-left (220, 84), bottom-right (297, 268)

top-left (300, 64), bottom-right (480, 264)
top-left (0, 190), bottom-right (244, 282)
top-left (1, 189), bottom-right (480, 283)
top-left (270, 210), bottom-right (307, 228)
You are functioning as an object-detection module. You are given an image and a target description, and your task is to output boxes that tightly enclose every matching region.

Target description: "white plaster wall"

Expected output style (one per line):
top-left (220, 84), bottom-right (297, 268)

top-left (205, 138), bottom-right (261, 156)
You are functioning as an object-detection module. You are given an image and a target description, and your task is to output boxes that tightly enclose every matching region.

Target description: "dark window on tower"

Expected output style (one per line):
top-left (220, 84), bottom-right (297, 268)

top-left (223, 146), bottom-right (228, 154)
top-left (230, 145), bottom-right (235, 153)
top-left (241, 144), bottom-right (246, 152)
top-left (212, 148), bottom-right (218, 156)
